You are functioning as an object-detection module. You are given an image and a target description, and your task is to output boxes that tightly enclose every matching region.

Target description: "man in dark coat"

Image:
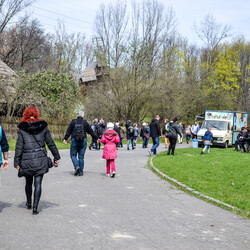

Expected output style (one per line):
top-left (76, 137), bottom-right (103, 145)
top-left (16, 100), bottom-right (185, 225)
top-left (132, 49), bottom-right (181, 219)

top-left (149, 115), bottom-right (161, 155)
top-left (0, 125), bottom-right (9, 170)
top-left (64, 111), bottom-right (98, 176)
top-left (167, 117), bottom-right (182, 156)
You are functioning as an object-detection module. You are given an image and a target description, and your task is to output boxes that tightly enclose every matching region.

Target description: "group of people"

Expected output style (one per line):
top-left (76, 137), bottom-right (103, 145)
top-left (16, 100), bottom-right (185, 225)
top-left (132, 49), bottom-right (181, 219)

top-left (2, 106), bottom-right (248, 215)
top-left (234, 126), bottom-right (250, 153)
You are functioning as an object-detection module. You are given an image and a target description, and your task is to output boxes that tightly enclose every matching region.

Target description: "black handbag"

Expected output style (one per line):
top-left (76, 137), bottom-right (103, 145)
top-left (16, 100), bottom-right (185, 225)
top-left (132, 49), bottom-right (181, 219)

top-left (32, 135), bottom-right (54, 168)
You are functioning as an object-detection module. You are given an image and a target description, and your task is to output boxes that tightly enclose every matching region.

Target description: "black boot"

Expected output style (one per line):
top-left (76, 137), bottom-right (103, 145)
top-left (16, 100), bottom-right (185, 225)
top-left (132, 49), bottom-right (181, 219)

top-left (26, 202), bottom-right (32, 210)
top-left (32, 206), bottom-right (39, 215)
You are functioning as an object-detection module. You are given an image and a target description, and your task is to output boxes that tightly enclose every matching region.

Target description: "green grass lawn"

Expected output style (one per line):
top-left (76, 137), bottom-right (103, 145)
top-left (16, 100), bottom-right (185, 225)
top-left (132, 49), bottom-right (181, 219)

top-left (152, 148), bottom-right (250, 216)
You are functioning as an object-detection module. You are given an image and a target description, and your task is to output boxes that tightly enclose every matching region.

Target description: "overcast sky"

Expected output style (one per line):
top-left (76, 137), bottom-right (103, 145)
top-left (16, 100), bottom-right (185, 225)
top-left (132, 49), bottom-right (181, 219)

top-left (29, 0), bottom-right (250, 46)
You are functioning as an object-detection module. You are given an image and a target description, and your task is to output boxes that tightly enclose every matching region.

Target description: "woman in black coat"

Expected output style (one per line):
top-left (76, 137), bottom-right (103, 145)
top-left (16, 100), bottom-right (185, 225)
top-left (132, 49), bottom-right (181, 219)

top-left (167, 117), bottom-right (182, 156)
top-left (14, 106), bottom-right (60, 215)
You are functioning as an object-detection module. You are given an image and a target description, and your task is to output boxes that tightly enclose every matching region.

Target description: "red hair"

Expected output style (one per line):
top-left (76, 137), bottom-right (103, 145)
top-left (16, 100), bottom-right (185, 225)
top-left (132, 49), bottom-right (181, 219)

top-left (20, 106), bottom-right (41, 123)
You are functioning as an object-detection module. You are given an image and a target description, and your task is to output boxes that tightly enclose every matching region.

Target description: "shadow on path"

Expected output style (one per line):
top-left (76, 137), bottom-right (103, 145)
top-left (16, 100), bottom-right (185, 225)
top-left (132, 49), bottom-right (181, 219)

top-left (18, 200), bottom-right (59, 212)
top-left (0, 201), bottom-right (12, 213)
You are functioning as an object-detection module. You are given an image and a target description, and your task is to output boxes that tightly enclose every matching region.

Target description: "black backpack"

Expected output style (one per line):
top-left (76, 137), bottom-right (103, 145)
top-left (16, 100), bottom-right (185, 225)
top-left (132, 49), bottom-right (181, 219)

top-left (74, 120), bottom-right (85, 141)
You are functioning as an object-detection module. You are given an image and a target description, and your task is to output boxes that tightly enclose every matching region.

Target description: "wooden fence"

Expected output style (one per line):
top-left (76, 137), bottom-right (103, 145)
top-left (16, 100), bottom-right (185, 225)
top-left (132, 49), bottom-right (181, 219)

top-left (0, 117), bottom-right (69, 140)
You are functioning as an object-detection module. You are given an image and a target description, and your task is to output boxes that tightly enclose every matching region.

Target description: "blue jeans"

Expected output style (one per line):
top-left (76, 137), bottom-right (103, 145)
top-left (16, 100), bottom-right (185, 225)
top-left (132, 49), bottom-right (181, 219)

top-left (118, 138), bottom-right (123, 147)
top-left (186, 134), bottom-right (191, 142)
top-left (151, 137), bottom-right (160, 155)
top-left (127, 139), bottom-right (134, 149)
top-left (143, 137), bottom-right (149, 148)
top-left (70, 138), bottom-right (87, 175)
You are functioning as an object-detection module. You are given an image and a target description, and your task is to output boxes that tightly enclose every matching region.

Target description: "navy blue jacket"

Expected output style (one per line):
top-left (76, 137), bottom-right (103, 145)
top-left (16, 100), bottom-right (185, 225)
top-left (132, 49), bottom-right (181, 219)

top-left (203, 131), bottom-right (213, 141)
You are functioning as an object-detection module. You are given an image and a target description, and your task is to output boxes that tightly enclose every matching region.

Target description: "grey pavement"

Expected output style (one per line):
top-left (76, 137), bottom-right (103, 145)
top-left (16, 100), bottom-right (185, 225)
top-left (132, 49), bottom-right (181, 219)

top-left (0, 143), bottom-right (249, 250)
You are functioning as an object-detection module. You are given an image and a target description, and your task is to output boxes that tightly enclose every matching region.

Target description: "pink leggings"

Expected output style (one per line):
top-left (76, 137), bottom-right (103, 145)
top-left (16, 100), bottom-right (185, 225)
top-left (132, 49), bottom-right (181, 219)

top-left (106, 159), bottom-right (115, 174)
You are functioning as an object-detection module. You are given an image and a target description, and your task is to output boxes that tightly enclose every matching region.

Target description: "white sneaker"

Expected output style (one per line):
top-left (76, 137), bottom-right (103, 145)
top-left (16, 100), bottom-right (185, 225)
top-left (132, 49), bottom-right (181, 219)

top-left (148, 150), bottom-right (152, 156)
top-left (107, 174), bottom-right (110, 177)
top-left (111, 171), bottom-right (116, 178)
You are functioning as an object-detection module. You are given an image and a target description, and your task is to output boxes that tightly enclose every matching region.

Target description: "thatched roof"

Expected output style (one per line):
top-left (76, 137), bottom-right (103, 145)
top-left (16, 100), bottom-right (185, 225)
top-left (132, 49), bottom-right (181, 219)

top-left (0, 59), bottom-right (17, 103)
top-left (0, 59), bottom-right (16, 77)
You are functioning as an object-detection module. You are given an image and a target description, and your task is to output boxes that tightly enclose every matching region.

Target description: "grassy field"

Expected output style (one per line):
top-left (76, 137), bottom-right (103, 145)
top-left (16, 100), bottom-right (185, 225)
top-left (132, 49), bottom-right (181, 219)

top-left (152, 148), bottom-right (250, 217)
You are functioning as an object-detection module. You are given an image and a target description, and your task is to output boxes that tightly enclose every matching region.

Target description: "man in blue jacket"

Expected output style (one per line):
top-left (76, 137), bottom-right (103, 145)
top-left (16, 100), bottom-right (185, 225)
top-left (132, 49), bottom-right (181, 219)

top-left (0, 125), bottom-right (9, 170)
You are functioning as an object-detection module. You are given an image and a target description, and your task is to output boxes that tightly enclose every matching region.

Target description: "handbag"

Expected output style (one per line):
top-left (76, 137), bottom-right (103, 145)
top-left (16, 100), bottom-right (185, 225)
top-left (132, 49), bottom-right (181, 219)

top-left (32, 135), bottom-right (54, 168)
top-left (146, 133), bottom-right (150, 139)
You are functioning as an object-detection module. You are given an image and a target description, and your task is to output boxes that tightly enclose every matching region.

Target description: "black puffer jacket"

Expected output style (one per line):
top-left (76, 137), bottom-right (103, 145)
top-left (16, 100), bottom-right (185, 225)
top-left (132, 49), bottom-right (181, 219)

top-left (14, 120), bottom-right (60, 176)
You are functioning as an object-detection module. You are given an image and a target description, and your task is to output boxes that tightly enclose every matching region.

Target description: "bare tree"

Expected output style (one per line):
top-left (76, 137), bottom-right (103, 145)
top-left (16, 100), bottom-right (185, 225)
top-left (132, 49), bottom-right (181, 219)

top-left (0, 18), bottom-right (51, 72)
top-left (0, 0), bottom-right (33, 33)
top-left (86, 0), bottom-right (178, 122)
top-left (194, 14), bottom-right (231, 51)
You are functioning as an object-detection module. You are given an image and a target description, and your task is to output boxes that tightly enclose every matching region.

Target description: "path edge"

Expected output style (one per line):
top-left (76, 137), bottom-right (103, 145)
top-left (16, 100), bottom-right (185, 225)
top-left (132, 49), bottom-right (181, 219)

top-left (149, 156), bottom-right (248, 217)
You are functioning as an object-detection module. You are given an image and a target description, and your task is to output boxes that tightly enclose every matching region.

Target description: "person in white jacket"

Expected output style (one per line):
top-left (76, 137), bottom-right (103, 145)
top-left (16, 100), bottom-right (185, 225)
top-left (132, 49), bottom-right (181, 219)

top-left (191, 121), bottom-right (200, 139)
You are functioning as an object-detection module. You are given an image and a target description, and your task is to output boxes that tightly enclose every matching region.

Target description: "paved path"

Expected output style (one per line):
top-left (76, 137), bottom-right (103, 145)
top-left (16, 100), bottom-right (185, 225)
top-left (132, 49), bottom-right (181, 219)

top-left (0, 143), bottom-right (249, 250)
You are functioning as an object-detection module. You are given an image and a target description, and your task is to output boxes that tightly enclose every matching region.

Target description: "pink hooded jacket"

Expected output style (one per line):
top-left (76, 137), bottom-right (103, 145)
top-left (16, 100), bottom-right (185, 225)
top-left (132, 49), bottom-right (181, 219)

top-left (101, 130), bottom-right (120, 159)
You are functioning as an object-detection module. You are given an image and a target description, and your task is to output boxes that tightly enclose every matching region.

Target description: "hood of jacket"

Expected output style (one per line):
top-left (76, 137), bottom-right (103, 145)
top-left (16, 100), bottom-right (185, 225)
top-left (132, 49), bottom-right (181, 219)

top-left (18, 120), bottom-right (48, 135)
top-left (103, 129), bottom-right (118, 141)
top-left (204, 131), bottom-right (211, 136)
top-left (169, 121), bottom-right (174, 126)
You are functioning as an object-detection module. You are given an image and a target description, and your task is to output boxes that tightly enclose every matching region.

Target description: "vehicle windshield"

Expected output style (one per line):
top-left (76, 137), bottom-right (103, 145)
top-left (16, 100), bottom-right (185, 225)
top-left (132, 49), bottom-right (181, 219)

top-left (201, 120), bottom-right (228, 131)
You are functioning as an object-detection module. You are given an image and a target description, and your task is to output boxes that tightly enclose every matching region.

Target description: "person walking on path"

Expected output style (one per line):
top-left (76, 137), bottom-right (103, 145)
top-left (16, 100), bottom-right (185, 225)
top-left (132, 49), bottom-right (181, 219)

top-left (133, 123), bottom-right (139, 147)
top-left (126, 120), bottom-right (135, 150)
top-left (167, 117), bottom-right (182, 156)
top-left (163, 119), bottom-right (170, 149)
top-left (149, 115), bottom-right (161, 155)
top-left (97, 118), bottom-right (106, 150)
top-left (191, 121), bottom-right (200, 140)
top-left (185, 123), bottom-right (192, 144)
top-left (0, 124), bottom-right (9, 170)
top-left (63, 111), bottom-right (98, 176)
top-left (118, 122), bottom-right (125, 148)
top-left (178, 122), bottom-right (183, 144)
top-left (14, 106), bottom-right (60, 215)
top-left (141, 123), bottom-right (150, 148)
top-left (201, 127), bottom-right (213, 154)
top-left (89, 118), bottom-right (99, 150)
top-left (101, 122), bottom-right (120, 178)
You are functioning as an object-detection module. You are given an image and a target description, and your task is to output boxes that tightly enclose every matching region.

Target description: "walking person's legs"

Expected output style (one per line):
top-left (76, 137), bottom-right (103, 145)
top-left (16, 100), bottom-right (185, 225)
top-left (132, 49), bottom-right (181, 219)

top-left (131, 139), bottom-right (135, 149)
top-left (106, 159), bottom-right (111, 175)
top-left (151, 137), bottom-right (159, 155)
top-left (127, 139), bottom-right (130, 150)
top-left (110, 159), bottom-right (116, 178)
top-left (171, 138), bottom-right (177, 155)
top-left (33, 174), bottom-right (44, 215)
top-left (70, 138), bottom-right (80, 175)
top-left (165, 137), bottom-right (168, 148)
top-left (25, 176), bottom-right (33, 209)
top-left (78, 138), bottom-right (87, 176)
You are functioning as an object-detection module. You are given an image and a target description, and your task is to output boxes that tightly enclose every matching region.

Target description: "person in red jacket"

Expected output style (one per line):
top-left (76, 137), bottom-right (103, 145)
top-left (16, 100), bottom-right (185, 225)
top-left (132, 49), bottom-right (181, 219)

top-left (101, 122), bottom-right (120, 178)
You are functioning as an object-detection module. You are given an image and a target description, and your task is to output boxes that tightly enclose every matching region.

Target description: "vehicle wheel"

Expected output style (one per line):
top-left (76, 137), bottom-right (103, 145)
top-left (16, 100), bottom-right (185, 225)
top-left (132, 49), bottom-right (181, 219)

top-left (224, 141), bottom-right (228, 148)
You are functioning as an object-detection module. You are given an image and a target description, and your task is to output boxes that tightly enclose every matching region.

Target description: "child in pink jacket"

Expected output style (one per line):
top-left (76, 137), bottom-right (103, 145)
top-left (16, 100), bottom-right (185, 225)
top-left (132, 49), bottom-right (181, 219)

top-left (101, 122), bottom-right (120, 178)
